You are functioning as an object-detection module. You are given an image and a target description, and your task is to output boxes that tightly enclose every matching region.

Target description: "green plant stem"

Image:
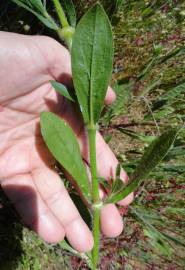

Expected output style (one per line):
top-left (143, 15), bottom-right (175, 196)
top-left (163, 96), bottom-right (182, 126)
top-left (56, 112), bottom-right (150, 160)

top-left (88, 127), bottom-right (99, 202)
top-left (92, 207), bottom-right (100, 269)
top-left (52, 0), bottom-right (74, 50)
top-left (57, 27), bottom-right (75, 51)
top-left (52, 0), bottom-right (69, 28)
top-left (88, 126), bottom-right (101, 269)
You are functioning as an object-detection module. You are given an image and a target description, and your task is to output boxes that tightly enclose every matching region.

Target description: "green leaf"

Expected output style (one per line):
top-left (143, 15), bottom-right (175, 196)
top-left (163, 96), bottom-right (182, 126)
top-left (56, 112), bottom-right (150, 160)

top-left (71, 3), bottom-right (114, 125)
top-left (22, 0), bottom-right (32, 8)
top-left (118, 128), bottom-right (156, 143)
top-left (40, 112), bottom-right (91, 202)
top-left (101, 82), bottom-right (131, 126)
top-left (12, 0), bottom-right (58, 30)
top-left (98, 177), bottom-right (110, 192)
top-left (137, 46), bottom-right (185, 81)
top-left (59, 240), bottom-right (94, 269)
top-left (138, 78), bottom-right (161, 97)
top-left (109, 179), bottom-right (125, 199)
top-left (107, 164), bottom-right (126, 200)
top-left (106, 128), bottom-right (179, 204)
top-left (59, 240), bottom-right (79, 255)
top-left (158, 81), bottom-right (185, 103)
top-left (162, 232), bottom-right (185, 248)
top-left (116, 163), bottom-right (121, 179)
top-left (158, 46), bottom-right (185, 65)
top-left (60, 0), bottom-right (76, 27)
top-left (132, 207), bottom-right (185, 252)
top-left (28, 0), bottom-right (46, 13)
top-left (13, 0), bottom-right (44, 12)
top-left (50, 80), bottom-right (75, 102)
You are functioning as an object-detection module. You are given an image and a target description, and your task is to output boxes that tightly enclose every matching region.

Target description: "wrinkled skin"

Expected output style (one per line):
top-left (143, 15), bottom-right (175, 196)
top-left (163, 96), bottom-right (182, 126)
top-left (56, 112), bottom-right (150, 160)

top-left (0, 32), bottom-right (133, 252)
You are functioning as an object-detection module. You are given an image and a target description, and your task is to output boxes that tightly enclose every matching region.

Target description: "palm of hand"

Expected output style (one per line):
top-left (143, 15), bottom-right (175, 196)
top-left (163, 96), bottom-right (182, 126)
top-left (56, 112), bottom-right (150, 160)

top-left (0, 33), bottom-right (133, 252)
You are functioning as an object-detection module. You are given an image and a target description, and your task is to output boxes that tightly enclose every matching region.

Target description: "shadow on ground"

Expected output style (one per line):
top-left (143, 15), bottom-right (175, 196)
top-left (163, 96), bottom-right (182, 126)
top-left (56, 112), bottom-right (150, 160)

top-left (0, 188), bottom-right (23, 270)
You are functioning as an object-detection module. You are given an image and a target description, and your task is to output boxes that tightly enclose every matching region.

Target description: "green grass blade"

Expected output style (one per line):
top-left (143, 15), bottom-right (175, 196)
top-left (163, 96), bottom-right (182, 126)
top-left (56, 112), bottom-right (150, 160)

top-left (106, 128), bottom-right (179, 204)
top-left (157, 46), bottom-right (185, 65)
top-left (162, 232), bottom-right (185, 248)
top-left (118, 128), bottom-right (156, 143)
top-left (158, 81), bottom-right (185, 103)
top-left (138, 78), bottom-right (161, 97)
top-left (101, 82), bottom-right (131, 126)
top-left (40, 112), bottom-right (91, 203)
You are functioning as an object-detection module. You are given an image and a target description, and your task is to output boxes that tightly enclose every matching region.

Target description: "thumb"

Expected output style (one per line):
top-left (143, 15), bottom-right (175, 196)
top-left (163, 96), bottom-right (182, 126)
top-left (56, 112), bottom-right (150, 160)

top-left (32, 35), bottom-right (72, 86)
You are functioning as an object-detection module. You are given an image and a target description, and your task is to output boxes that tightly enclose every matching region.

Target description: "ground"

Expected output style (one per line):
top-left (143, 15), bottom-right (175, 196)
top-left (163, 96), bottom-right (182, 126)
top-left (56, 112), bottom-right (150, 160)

top-left (0, 1), bottom-right (185, 269)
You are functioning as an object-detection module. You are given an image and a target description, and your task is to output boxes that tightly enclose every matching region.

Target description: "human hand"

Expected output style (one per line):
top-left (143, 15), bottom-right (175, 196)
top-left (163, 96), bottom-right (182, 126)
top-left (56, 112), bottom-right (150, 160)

top-left (0, 32), bottom-right (133, 252)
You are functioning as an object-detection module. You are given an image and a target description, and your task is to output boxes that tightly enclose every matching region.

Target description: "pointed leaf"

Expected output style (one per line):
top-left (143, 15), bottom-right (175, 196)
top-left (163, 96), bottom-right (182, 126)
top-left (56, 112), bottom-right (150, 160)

top-left (60, 240), bottom-right (93, 269)
top-left (109, 178), bottom-right (125, 198)
top-left (50, 81), bottom-right (75, 102)
top-left (14, 0), bottom-right (44, 12)
top-left (71, 3), bottom-right (114, 124)
top-left (106, 128), bottom-right (179, 204)
top-left (23, 0), bottom-right (32, 8)
top-left (106, 164), bottom-right (125, 200)
top-left (59, 240), bottom-right (79, 255)
top-left (162, 232), bottom-right (185, 248)
top-left (98, 177), bottom-right (110, 192)
top-left (40, 112), bottom-right (91, 202)
top-left (29, 11), bottom-right (58, 30)
top-left (60, 0), bottom-right (76, 27)
top-left (29, 0), bottom-right (46, 13)
top-left (116, 163), bottom-right (121, 179)
top-left (12, 0), bottom-right (58, 30)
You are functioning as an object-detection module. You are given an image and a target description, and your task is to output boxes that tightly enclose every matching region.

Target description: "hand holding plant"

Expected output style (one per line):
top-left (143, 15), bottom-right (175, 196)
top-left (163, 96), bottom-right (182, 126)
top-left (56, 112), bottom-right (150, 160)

top-left (0, 14), bottom-right (132, 259)
top-left (9, 1), bottom-right (180, 269)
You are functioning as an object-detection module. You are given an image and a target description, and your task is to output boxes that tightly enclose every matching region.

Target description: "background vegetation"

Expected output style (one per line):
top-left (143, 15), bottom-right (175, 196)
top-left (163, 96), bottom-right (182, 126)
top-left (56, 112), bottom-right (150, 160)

top-left (0, 0), bottom-right (185, 269)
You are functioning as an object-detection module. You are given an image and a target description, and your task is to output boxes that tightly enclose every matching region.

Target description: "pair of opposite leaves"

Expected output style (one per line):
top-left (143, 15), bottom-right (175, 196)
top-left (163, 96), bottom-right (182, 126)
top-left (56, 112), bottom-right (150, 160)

top-left (40, 4), bottom-right (179, 205)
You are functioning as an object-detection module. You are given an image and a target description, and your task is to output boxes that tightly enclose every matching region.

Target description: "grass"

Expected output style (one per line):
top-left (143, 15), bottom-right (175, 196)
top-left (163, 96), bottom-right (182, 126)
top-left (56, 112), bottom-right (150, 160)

top-left (0, 0), bottom-right (185, 269)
